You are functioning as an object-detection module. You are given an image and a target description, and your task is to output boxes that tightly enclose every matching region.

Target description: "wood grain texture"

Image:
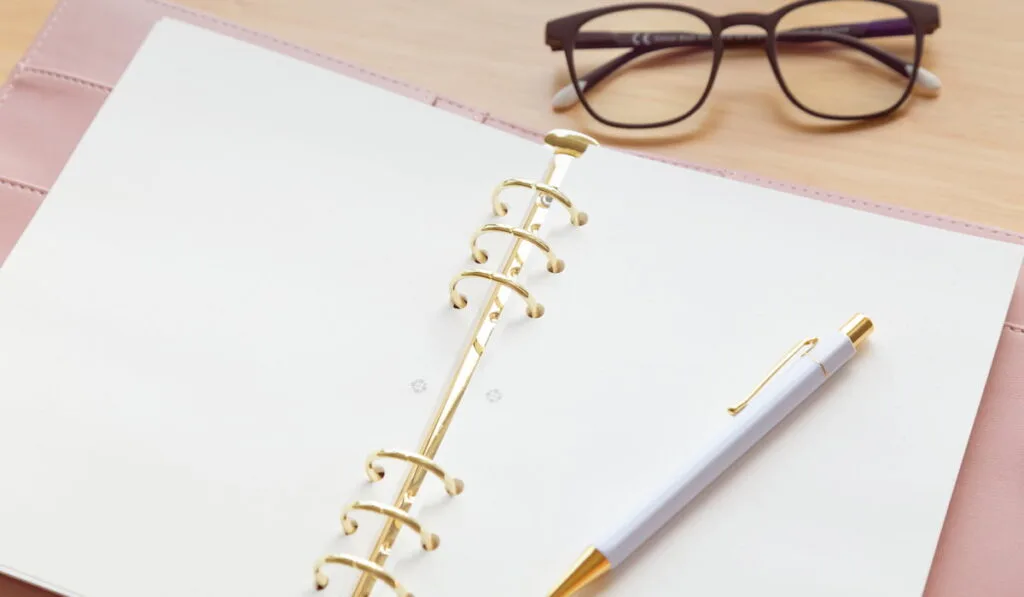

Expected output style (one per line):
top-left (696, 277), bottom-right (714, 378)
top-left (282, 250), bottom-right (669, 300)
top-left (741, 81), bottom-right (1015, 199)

top-left (3, 0), bottom-right (1023, 232)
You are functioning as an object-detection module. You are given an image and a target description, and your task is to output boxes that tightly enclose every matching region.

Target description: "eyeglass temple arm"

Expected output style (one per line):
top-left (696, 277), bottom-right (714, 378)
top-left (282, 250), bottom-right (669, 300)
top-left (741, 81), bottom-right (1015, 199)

top-left (552, 18), bottom-right (940, 110)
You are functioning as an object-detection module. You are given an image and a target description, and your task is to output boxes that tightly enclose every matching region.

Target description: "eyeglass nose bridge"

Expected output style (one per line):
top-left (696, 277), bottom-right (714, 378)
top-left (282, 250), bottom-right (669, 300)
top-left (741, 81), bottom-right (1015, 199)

top-left (719, 12), bottom-right (773, 31)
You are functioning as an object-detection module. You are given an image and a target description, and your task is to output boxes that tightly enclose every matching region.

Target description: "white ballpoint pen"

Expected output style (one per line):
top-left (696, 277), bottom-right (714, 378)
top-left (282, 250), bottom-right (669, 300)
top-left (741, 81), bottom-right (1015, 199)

top-left (547, 314), bottom-right (874, 597)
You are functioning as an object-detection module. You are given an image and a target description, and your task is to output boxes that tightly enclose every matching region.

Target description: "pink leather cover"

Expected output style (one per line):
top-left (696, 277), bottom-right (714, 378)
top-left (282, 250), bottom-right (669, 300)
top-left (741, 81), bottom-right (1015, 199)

top-left (0, 1), bottom-right (1021, 595)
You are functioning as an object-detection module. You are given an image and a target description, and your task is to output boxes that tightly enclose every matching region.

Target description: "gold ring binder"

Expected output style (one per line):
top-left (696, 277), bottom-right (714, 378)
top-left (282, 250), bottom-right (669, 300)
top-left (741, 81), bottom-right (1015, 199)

top-left (341, 501), bottom-right (440, 551)
top-left (471, 224), bottom-right (565, 274)
top-left (492, 179), bottom-right (589, 227)
top-left (315, 129), bottom-right (597, 597)
top-left (365, 449), bottom-right (465, 496)
top-left (449, 270), bottom-right (545, 319)
top-left (314, 554), bottom-right (412, 597)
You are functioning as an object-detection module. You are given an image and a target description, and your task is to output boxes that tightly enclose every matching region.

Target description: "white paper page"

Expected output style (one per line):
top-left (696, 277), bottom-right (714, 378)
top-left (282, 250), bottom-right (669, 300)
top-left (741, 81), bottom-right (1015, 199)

top-left (419, 146), bottom-right (1024, 596)
top-left (0, 19), bottom-right (557, 597)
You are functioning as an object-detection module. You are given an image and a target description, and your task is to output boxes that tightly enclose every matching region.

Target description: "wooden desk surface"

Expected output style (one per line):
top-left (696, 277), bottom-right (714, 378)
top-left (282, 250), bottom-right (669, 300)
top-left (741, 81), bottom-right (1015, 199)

top-left (3, 0), bottom-right (1023, 233)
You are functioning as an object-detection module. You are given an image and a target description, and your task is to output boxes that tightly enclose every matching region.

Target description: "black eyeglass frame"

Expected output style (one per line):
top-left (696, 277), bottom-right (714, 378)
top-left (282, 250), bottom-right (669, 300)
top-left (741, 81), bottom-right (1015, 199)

top-left (545, 0), bottom-right (940, 129)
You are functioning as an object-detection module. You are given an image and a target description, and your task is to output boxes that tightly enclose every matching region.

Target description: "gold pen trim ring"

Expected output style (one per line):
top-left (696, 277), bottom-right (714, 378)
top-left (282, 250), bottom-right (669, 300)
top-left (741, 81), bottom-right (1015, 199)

top-left (841, 313), bottom-right (874, 349)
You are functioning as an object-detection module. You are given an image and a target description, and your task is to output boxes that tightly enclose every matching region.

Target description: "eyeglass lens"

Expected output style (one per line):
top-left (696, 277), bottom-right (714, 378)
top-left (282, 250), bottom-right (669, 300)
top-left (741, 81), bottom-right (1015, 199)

top-left (775, 1), bottom-right (917, 118)
top-left (572, 8), bottom-right (715, 127)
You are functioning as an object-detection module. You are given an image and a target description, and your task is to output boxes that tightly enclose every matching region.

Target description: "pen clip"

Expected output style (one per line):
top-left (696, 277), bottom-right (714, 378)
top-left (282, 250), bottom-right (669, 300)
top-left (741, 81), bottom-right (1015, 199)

top-left (727, 337), bottom-right (819, 416)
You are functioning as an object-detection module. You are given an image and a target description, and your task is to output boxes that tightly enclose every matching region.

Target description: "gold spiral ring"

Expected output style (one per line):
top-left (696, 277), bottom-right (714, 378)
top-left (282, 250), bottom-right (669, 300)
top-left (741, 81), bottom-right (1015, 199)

top-left (341, 501), bottom-right (440, 551)
top-left (314, 553), bottom-right (412, 597)
top-left (470, 224), bottom-right (565, 274)
top-left (492, 178), bottom-right (588, 227)
top-left (449, 270), bottom-right (543, 318)
top-left (366, 449), bottom-right (465, 496)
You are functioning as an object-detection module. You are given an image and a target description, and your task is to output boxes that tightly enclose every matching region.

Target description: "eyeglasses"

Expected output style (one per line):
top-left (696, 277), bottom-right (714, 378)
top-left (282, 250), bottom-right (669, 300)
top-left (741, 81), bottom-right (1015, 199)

top-left (545, 0), bottom-right (941, 128)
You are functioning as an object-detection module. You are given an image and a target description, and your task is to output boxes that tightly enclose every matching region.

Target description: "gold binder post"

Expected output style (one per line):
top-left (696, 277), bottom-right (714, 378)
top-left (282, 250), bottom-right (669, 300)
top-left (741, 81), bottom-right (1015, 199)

top-left (344, 130), bottom-right (597, 597)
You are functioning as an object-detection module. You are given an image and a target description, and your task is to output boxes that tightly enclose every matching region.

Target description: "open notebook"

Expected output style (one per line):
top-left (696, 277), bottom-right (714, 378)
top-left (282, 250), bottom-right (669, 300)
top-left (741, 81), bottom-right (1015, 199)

top-left (1, 19), bottom-right (1022, 597)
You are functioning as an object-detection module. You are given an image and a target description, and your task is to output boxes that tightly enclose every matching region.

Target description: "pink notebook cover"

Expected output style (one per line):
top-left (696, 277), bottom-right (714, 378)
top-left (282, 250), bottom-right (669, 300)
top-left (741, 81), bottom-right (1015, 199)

top-left (0, 0), bottom-right (1021, 595)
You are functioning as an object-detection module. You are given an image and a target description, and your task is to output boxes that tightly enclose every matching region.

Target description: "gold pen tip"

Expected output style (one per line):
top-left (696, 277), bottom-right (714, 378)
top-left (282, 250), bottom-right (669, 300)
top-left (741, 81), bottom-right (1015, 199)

top-left (840, 313), bottom-right (873, 349)
top-left (547, 547), bottom-right (611, 597)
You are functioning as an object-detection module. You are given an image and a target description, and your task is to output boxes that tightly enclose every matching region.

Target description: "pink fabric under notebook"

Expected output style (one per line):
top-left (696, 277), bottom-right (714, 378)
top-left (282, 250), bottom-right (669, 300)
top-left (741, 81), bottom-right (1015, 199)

top-left (0, 0), bottom-right (1021, 595)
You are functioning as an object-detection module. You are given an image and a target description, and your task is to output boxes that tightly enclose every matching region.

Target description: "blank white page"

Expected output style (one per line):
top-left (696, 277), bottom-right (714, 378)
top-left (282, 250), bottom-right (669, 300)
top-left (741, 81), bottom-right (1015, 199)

top-left (420, 146), bottom-right (1024, 596)
top-left (0, 19), bottom-right (556, 597)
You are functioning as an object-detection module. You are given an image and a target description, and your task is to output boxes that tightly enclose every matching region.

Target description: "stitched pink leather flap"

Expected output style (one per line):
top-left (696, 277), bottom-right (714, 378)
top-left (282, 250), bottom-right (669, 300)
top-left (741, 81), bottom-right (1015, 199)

top-left (0, 1), bottom-right (1021, 595)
